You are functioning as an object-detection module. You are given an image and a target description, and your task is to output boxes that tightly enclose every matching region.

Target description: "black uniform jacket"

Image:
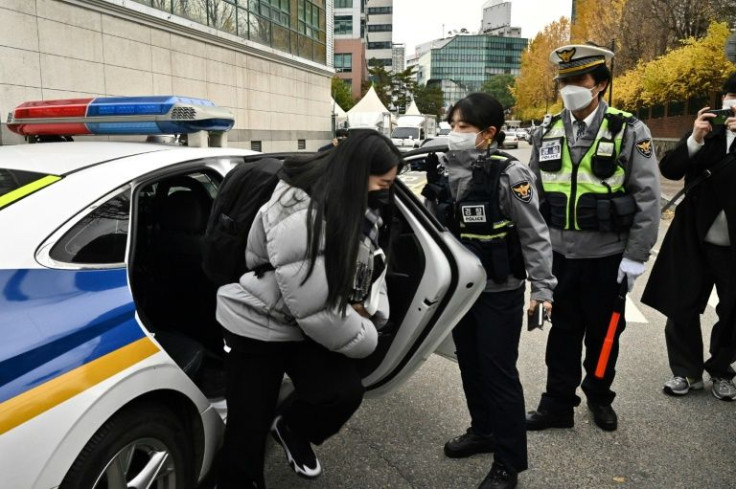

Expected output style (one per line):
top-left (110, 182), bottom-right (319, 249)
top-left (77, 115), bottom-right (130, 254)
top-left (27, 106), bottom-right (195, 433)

top-left (642, 125), bottom-right (736, 335)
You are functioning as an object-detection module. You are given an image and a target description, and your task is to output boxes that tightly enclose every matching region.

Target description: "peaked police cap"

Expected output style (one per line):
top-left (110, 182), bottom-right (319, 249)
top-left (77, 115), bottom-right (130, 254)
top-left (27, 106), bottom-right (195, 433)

top-left (549, 44), bottom-right (614, 79)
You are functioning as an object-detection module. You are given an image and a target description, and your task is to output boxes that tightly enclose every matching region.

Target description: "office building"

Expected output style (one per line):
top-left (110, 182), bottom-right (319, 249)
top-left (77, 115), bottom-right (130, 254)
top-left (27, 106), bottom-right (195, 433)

top-left (425, 34), bottom-right (528, 107)
top-left (365, 0), bottom-right (393, 70)
top-left (392, 43), bottom-right (405, 72)
top-left (334, 0), bottom-right (368, 99)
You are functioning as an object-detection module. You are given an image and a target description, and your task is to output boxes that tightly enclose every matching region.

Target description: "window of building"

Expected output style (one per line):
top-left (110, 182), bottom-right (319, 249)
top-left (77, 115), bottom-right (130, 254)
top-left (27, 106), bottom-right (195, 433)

top-left (298, 139), bottom-right (306, 149)
top-left (367, 23), bottom-right (392, 32)
top-left (251, 140), bottom-right (263, 151)
top-left (335, 0), bottom-right (353, 8)
top-left (135, 0), bottom-right (326, 64)
top-left (334, 53), bottom-right (353, 73)
top-left (50, 190), bottom-right (131, 265)
top-left (334, 15), bottom-right (353, 35)
top-left (367, 41), bottom-right (392, 50)
top-left (367, 6), bottom-right (391, 14)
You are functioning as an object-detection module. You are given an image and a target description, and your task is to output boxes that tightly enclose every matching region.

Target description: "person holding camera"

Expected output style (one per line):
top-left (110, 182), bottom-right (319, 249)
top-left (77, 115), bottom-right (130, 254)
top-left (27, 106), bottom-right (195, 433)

top-left (526, 44), bottom-right (661, 432)
top-left (423, 93), bottom-right (556, 489)
top-left (642, 72), bottom-right (736, 401)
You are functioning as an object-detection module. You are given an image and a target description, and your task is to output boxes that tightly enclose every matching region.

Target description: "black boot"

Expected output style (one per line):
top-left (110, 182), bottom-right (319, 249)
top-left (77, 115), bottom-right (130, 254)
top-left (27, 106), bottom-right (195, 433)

top-left (444, 428), bottom-right (495, 458)
top-left (525, 409), bottom-right (574, 431)
top-left (587, 401), bottom-right (617, 431)
top-left (478, 462), bottom-right (518, 489)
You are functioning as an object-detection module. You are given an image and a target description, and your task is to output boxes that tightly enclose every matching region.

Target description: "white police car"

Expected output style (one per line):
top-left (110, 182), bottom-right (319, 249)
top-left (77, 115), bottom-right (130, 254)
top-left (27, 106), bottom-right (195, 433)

top-left (0, 96), bottom-right (485, 489)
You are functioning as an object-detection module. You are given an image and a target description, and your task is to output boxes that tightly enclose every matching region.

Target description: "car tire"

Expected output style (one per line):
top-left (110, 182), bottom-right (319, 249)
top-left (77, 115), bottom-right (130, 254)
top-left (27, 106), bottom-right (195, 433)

top-left (59, 402), bottom-right (195, 489)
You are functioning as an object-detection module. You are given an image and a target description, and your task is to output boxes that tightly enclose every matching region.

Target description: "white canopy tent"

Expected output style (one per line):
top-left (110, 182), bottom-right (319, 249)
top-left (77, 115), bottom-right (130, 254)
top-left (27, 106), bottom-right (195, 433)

top-left (404, 99), bottom-right (421, 116)
top-left (346, 86), bottom-right (394, 136)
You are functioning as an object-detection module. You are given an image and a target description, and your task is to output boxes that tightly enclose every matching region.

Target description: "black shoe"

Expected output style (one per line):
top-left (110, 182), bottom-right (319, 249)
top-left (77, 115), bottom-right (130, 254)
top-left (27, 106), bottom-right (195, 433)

top-left (525, 409), bottom-right (574, 431)
top-left (587, 401), bottom-right (617, 431)
top-left (478, 462), bottom-right (518, 489)
top-left (444, 428), bottom-right (495, 458)
top-left (270, 415), bottom-right (322, 478)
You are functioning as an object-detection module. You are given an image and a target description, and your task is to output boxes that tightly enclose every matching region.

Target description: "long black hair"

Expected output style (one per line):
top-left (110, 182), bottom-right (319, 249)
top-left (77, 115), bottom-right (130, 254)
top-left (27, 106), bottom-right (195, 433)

top-left (446, 92), bottom-right (506, 146)
top-left (279, 130), bottom-right (403, 313)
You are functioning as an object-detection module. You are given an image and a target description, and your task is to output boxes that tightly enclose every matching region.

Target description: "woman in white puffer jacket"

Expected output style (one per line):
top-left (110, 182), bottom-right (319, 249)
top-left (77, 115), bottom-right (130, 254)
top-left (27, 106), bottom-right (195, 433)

top-left (216, 130), bottom-right (403, 489)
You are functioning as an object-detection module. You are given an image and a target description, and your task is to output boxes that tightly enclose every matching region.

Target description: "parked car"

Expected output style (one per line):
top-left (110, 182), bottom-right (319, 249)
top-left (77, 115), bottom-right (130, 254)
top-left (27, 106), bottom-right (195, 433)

top-left (0, 97), bottom-right (485, 489)
top-left (501, 130), bottom-right (519, 149)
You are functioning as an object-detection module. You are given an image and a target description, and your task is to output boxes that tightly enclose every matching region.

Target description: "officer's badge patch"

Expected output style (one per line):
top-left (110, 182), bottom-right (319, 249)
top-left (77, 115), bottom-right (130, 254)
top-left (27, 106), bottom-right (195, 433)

top-left (636, 139), bottom-right (653, 158)
top-left (556, 48), bottom-right (576, 63)
top-left (461, 205), bottom-right (486, 223)
top-left (512, 181), bottom-right (533, 203)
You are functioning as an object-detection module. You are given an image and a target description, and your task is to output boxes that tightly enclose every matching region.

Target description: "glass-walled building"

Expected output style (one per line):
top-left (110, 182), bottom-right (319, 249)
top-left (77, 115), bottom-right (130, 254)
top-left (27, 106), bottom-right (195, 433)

top-left (428, 34), bottom-right (528, 107)
top-left (0, 0), bottom-right (334, 151)
top-left (131, 0), bottom-right (328, 64)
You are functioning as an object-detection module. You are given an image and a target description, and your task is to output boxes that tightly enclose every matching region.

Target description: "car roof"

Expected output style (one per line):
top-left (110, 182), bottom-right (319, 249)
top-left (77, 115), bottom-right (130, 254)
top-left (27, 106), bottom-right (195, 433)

top-left (0, 142), bottom-right (174, 175)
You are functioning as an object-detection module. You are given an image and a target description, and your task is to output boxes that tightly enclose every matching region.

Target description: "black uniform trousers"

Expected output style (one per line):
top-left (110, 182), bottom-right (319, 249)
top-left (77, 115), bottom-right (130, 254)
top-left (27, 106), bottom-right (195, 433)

top-left (539, 252), bottom-right (625, 415)
top-left (218, 333), bottom-right (365, 488)
top-left (453, 286), bottom-right (528, 473)
top-left (665, 243), bottom-right (736, 380)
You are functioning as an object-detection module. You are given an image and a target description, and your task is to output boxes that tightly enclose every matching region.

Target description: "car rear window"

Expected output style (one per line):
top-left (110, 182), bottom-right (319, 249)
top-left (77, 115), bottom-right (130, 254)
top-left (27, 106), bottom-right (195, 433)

top-left (0, 169), bottom-right (61, 210)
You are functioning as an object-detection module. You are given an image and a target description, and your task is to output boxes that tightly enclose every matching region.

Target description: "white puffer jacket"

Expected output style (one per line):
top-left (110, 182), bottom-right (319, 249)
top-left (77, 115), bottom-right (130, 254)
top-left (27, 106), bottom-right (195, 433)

top-left (216, 181), bottom-right (384, 359)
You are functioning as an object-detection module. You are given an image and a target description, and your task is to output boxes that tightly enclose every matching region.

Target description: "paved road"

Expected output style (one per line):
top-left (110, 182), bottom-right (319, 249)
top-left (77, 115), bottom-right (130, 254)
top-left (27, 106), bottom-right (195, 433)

top-left (259, 144), bottom-right (735, 488)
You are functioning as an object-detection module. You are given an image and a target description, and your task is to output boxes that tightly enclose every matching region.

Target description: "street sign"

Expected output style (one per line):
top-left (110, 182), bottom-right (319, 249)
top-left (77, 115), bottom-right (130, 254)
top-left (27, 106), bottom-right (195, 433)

top-left (727, 31), bottom-right (736, 63)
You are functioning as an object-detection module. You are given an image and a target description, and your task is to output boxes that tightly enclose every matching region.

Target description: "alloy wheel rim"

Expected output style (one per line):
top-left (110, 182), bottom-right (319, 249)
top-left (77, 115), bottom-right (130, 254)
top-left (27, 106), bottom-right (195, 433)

top-left (92, 437), bottom-right (176, 489)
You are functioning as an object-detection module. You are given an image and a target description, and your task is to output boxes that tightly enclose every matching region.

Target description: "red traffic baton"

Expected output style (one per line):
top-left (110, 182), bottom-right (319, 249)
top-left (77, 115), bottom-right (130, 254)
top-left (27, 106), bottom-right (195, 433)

top-left (594, 280), bottom-right (629, 379)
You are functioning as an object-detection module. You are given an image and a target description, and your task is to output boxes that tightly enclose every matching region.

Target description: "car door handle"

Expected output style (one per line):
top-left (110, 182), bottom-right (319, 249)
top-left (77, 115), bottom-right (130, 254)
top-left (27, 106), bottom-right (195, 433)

top-left (423, 298), bottom-right (440, 307)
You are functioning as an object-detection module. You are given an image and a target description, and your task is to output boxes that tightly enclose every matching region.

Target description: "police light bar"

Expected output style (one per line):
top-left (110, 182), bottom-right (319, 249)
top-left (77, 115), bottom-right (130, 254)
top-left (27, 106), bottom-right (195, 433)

top-left (7, 96), bottom-right (234, 136)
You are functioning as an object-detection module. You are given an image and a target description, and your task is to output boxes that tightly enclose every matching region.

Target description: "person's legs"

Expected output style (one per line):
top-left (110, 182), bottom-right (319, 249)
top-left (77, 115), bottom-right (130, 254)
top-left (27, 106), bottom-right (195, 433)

top-left (580, 254), bottom-right (626, 407)
top-left (283, 340), bottom-right (365, 445)
top-left (474, 287), bottom-right (527, 474)
top-left (538, 253), bottom-right (585, 417)
top-left (218, 334), bottom-right (289, 489)
top-left (665, 316), bottom-right (705, 379)
top-left (703, 244), bottom-right (736, 380)
top-left (452, 297), bottom-right (494, 437)
top-left (702, 244), bottom-right (736, 400)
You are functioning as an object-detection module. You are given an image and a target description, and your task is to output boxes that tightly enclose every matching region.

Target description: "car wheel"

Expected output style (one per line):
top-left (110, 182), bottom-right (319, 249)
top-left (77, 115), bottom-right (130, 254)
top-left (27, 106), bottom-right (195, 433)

top-left (60, 402), bottom-right (195, 489)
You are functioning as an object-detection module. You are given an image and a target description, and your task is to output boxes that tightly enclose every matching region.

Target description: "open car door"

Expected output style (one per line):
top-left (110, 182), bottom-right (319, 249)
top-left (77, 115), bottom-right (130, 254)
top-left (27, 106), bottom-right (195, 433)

top-left (357, 177), bottom-right (485, 396)
top-left (240, 151), bottom-right (483, 396)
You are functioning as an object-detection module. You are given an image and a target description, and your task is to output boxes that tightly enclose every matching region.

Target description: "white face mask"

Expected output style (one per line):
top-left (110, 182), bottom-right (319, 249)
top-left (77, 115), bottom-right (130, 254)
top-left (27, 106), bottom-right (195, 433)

top-left (559, 84), bottom-right (596, 112)
top-left (448, 130), bottom-right (482, 151)
top-left (722, 98), bottom-right (736, 110)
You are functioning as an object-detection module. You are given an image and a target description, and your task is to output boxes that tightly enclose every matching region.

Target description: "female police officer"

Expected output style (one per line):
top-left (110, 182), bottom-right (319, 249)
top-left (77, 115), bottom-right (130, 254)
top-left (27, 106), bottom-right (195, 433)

top-left (422, 93), bottom-right (556, 489)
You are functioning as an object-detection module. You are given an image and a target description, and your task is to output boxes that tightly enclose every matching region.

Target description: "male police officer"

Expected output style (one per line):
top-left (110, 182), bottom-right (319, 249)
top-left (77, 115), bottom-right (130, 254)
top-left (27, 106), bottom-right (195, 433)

top-left (526, 44), bottom-right (661, 431)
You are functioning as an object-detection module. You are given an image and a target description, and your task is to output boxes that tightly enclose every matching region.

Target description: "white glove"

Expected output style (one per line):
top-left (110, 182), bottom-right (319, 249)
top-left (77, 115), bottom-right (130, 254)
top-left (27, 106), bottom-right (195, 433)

top-left (617, 257), bottom-right (645, 291)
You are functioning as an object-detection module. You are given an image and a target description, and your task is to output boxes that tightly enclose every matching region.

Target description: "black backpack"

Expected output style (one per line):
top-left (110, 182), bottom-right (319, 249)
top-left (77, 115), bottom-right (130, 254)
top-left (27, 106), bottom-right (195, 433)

top-left (202, 157), bottom-right (283, 286)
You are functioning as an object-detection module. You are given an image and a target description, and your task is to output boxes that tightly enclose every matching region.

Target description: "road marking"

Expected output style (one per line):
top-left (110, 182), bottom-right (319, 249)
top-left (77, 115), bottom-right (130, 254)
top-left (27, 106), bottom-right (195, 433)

top-left (708, 289), bottom-right (719, 309)
top-left (625, 297), bottom-right (648, 323)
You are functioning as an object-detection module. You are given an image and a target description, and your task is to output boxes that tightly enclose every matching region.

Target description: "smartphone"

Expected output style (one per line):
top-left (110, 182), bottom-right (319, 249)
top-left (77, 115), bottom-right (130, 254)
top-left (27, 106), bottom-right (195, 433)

top-left (707, 108), bottom-right (734, 125)
top-left (527, 303), bottom-right (546, 331)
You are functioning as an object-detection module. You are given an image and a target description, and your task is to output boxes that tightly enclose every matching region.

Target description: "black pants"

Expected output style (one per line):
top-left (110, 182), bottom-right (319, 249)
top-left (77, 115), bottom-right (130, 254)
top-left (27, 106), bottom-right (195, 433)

top-left (666, 243), bottom-right (736, 380)
top-left (539, 253), bottom-right (625, 415)
top-left (453, 287), bottom-right (527, 473)
top-left (218, 334), bottom-right (365, 488)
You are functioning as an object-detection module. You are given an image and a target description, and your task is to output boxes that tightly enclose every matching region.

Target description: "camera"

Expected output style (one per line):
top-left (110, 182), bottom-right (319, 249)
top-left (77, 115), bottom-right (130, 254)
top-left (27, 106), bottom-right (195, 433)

top-left (707, 108), bottom-right (734, 125)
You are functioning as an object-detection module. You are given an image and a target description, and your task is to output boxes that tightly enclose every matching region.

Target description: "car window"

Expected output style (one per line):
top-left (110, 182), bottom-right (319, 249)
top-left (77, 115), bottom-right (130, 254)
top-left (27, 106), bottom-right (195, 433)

top-left (0, 168), bottom-right (61, 210)
top-left (49, 190), bottom-right (131, 264)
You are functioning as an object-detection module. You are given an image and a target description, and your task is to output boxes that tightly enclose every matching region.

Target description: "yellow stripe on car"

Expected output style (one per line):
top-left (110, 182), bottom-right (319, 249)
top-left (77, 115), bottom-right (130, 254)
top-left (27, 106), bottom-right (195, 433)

top-left (0, 175), bottom-right (61, 209)
top-left (0, 337), bottom-right (159, 435)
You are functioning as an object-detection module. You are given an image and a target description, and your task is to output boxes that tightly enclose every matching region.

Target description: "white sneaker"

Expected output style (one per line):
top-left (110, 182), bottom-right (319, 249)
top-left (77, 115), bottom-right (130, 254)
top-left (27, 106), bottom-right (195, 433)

top-left (711, 377), bottom-right (736, 401)
top-left (663, 376), bottom-right (704, 396)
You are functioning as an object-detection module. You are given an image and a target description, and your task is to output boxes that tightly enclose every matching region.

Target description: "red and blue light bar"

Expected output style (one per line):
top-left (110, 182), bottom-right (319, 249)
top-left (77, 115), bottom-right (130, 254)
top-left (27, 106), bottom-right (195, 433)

top-left (7, 96), bottom-right (235, 136)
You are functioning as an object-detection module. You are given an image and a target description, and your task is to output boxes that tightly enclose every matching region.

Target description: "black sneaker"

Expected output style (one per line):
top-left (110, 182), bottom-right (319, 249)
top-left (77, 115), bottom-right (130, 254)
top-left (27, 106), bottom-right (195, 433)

top-left (444, 428), bottom-right (495, 458)
top-left (270, 415), bottom-right (322, 478)
top-left (478, 462), bottom-right (518, 489)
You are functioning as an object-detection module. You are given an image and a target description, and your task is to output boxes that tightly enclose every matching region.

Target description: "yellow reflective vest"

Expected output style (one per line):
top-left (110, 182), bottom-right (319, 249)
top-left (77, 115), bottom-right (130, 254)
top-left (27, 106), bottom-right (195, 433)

top-left (537, 107), bottom-right (632, 231)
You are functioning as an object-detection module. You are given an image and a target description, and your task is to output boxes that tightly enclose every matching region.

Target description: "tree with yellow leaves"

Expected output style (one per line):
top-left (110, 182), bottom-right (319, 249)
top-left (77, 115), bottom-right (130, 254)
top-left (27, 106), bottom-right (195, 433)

top-left (613, 21), bottom-right (734, 110)
top-left (512, 18), bottom-right (570, 122)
